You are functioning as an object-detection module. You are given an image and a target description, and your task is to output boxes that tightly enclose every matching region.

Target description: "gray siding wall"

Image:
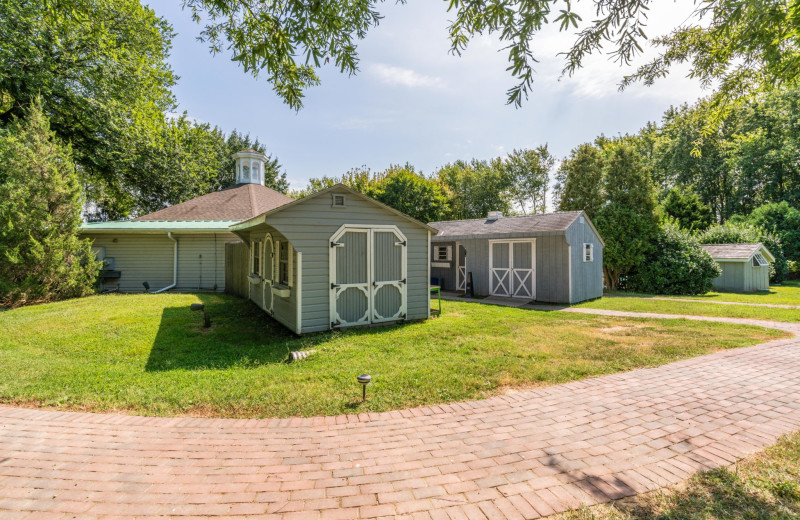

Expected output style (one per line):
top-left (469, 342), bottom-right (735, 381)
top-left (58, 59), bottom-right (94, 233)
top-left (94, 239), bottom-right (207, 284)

top-left (86, 232), bottom-right (234, 292)
top-left (264, 188), bottom-right (431, 333)
top-left (713, 261), bottom-right (770, 292)
top-left (566, 217), bottom-right (605, 303)
top-left (434, 232), bottom-right (571, 303)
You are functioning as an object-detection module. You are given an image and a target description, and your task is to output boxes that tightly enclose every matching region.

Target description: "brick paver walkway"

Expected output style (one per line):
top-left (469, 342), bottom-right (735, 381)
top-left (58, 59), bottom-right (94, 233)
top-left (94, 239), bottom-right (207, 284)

top-left (1, 311), bottom-right (800, 519)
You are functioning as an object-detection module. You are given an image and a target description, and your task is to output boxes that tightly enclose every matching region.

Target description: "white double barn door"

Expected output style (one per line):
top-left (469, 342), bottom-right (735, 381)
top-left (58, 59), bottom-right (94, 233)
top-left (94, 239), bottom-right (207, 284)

top-left (489, 239), bottom-right (536, 299)
top-left (330, 225), bottom-right (407, 328)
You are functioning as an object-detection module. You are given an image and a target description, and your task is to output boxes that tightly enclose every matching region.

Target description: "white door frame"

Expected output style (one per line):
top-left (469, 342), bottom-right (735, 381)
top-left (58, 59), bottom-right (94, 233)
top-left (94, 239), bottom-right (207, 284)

top-left (262, 234), bottom-right (274, 314)
top-left (329, 224), bottom-right (408, 328)
top-left (456, 242), bottom-right (466, 291)
top-left (489, 239), bottom-right (536, 299)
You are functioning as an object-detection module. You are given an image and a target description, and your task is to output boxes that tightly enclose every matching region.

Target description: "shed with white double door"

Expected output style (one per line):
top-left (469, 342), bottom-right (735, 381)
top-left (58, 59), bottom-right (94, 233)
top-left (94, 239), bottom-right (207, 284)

top-left (231, 184), bottom-right (434, 334)
top-left (429, 211), bottom-right (604, 304)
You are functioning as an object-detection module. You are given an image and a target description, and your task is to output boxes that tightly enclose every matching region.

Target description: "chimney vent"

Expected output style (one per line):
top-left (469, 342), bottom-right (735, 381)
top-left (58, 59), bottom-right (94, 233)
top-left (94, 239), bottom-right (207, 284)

top-left (487, 211), bottom-right (503, 221)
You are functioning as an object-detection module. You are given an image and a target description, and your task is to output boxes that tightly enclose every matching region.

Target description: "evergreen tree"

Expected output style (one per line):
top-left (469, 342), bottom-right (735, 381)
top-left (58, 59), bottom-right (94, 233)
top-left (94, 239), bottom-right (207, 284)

top-left (555, 143), bottom-right (605, 219)
top-left (659, 187), bottom-right (714, 232)
top-left (0, 102), bottom-right (100, 306)
top-left (594, 143), bottom-right (658, 289)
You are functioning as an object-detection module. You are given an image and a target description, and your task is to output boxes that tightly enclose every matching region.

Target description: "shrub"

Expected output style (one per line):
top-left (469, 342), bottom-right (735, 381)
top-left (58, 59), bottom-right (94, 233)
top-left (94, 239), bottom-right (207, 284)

top-left (627, 224), bottom-right (721, 295)
top-left (697, 222), bottom-right (788, 283)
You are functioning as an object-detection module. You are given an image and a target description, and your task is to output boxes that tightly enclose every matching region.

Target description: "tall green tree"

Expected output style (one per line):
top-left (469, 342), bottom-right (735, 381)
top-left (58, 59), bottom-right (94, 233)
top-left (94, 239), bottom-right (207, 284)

top-left (1, 0), bottom-right (177, 217)
top-left (369, 165), bottom-right (449, 223)
top-left (594, 143), bottom-right (658, 289)
top-left (555, 143), bottom-right (605, 219)
top-left (436, 159), bottom-right (513, 220)
top-left (0, 102), bottom-right (100, 307)
top-left (503, 146), bottom-right (553, 214)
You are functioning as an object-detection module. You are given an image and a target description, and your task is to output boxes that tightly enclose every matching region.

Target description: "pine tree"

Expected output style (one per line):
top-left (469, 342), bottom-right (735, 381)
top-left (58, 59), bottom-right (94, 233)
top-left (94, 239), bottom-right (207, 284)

top-left (0, 101), bottom-right (100, 306)
top-left (555, 143), bottom-right (605, 219)
top-left (593, 143), bottom-right (658, 290)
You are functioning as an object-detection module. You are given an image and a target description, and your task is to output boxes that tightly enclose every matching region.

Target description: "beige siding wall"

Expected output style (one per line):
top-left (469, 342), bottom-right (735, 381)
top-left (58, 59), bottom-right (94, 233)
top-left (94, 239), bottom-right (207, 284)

top-left (84, 232), bottom-right (236, 292)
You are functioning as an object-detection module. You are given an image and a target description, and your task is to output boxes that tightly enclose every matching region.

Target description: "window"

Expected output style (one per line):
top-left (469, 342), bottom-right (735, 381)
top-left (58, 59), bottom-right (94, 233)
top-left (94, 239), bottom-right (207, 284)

top-left (752, 253), bottom-right (768, 267)
top-left (434, 245), bottom-right (452, 262)
top-left (279, 241), bottom-right (289, 284)
top-left (332, 194), bottom-right (346, 207)
top-left (583, 243), bottom-right (594, 262)
top-left (252, 241), bottom-right (261, 275)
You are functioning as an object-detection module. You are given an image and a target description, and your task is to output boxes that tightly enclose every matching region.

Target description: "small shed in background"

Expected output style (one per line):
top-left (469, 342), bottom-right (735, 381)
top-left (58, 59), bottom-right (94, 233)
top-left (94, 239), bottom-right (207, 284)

top-left (700, 243), bottom-right (774, 292)
top-left (429, 211), bottom-right (604, 304)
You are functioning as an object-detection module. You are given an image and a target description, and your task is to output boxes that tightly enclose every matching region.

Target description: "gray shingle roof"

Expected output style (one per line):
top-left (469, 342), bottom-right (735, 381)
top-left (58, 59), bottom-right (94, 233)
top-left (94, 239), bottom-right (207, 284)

top-left (699, 243), bottom-right (765, 260)
top-left (429, 211), bottom-right (583, 238)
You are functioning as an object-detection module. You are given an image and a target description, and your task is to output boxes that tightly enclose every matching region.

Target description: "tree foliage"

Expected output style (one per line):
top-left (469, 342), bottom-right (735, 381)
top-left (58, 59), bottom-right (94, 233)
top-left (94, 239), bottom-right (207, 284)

top-left (627, 223), bottom-right (721, 295)
top-left (435, 159), bottom-right (514, 220)
top-left (502, 146), bottom-right (553, 214)
top-left (555, 143), bottom-right (605, 218)
top-left (659, 187), bottom-right (714, 232)
top-left (1, 0), bottom-right (177, 217)
top-left (302, 165), bottom-right (449, 223)
top-left (732, 202), bottom-right (800, 263)
top-left (161, 0), bottom-right (800, 111)
top-left (0, 102), bottom-right (100, 307)
top-left (593, 143), bottom-right (658, 289)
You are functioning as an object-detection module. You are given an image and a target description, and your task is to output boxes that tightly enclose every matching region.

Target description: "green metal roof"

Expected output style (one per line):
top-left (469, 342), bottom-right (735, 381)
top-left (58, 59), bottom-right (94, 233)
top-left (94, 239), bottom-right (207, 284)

top-left (81, 220), bottom-right (240, 232)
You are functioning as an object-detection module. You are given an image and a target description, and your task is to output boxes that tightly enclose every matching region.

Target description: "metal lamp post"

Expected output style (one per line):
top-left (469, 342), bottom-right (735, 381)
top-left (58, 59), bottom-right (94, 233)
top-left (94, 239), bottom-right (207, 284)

top-left (357, 374), bottom-right (371, 401)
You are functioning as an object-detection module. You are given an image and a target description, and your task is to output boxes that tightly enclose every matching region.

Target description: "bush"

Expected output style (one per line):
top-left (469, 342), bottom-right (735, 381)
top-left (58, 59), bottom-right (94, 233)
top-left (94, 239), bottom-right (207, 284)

top-left (697, 222), bottom-right (788, 283)
top-left (627, 224), bottom-right (721, 295)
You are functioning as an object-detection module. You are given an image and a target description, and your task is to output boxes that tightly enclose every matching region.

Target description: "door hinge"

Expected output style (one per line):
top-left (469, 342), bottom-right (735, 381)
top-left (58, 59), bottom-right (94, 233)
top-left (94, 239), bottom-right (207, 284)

top-left (395, 240), bottom-right (407, 247)
top-left (400, 278), bottom-right (406, 284)
top-left (331, 241), bottom-right (343, 248)
top-left (331, 282), bottom-right (340, 289)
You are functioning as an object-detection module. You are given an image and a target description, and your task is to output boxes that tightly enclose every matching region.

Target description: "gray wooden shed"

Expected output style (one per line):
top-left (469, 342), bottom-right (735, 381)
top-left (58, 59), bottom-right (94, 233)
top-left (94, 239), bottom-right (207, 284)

top-left (231, 185), bottom-right (435, 334)
top-left (699, 243), bottom-right (774, 292)
top-left (429, 211), bottom-right (604, 303)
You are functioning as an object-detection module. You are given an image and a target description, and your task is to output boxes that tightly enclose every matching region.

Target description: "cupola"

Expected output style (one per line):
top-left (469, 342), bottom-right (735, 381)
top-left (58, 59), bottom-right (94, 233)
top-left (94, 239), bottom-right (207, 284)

top-left (233, 149), bottom-right (267, 185)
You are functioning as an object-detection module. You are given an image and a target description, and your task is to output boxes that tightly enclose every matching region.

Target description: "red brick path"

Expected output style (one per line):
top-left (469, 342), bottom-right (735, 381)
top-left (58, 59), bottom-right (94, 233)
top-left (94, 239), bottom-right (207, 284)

top-left (1, 315), bottom-right (799, 519)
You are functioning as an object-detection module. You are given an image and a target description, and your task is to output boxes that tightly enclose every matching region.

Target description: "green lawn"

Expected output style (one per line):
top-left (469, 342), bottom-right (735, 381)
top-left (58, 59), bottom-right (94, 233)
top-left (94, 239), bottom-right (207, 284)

top-left (0, 293), bottom-right (786, 418)
top-left (608, 280), bottom-right (800, 306)
top-left (557, 431), bottom-right (800, 520)
top-left (576, 296), bottom-right (800, 322)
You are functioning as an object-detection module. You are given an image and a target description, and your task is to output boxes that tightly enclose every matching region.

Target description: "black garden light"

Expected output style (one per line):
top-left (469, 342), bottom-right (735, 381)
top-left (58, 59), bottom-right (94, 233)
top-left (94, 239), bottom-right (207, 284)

top-left (357, 374), bottom-right (371, 401)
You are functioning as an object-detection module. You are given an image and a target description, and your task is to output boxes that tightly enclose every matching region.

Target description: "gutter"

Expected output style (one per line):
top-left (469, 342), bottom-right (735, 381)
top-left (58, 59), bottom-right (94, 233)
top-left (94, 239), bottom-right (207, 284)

top-left (153, 232), bottom-right (178, 293)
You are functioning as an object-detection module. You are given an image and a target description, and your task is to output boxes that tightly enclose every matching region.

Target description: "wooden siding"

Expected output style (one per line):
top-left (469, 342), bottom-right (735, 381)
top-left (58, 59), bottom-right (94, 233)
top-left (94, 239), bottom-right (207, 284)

top-left (566, 216), bottom-right (604, 303)
top-left (713, 261), bottom-right (770, 292)
top-left (245, 226), bottom-right (299, 333)
top-left (263, 187), bottom-right (430, 333)
top-left (225, 241), bottom-right (250, 298)
top-left (84, 232), bottom-right (234, 293)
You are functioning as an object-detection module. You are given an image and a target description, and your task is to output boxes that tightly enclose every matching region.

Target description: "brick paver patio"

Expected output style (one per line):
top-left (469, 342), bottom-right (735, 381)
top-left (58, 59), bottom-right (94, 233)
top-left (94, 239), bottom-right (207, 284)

top-left (1, 310), bottom-right (799, 519)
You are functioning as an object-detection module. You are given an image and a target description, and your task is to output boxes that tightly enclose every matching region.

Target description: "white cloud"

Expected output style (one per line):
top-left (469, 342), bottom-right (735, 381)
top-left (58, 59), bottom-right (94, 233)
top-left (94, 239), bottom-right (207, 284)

top-left (368, 63), bottom-right (445, 89)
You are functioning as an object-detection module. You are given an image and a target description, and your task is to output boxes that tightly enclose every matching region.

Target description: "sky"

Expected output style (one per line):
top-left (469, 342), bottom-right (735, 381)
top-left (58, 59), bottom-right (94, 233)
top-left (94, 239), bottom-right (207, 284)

top-left (146, 1), bottom-right (708, 194)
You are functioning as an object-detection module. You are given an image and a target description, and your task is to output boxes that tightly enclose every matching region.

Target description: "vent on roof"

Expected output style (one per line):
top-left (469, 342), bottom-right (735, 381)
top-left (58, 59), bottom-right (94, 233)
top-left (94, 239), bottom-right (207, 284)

top-left (487, 211), bottom-right (503, 221)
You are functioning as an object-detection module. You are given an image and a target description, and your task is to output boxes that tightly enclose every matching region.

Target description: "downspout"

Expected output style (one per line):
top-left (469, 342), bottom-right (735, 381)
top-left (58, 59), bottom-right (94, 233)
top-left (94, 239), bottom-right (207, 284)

top-left (153, 232), bottom-right (178, 293)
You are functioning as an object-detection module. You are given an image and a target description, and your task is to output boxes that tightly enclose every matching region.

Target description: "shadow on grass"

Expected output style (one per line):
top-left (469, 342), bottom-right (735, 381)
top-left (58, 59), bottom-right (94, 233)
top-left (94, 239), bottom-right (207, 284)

top-left (145, 294), bottom-right (298, 371)
top-left (145, 293), bottom-right (414, 372)
top-left (607, 466), bottom-right (799, 520)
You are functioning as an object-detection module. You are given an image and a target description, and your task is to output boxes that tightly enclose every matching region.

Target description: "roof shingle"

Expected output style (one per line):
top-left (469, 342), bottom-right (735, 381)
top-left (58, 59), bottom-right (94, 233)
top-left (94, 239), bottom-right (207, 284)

top-left (429, 211), bottom-right (583, 238)
top-left (133, 184), bottom-right (293, 222)
top-left (699, 243), bottom-right (765, 260)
